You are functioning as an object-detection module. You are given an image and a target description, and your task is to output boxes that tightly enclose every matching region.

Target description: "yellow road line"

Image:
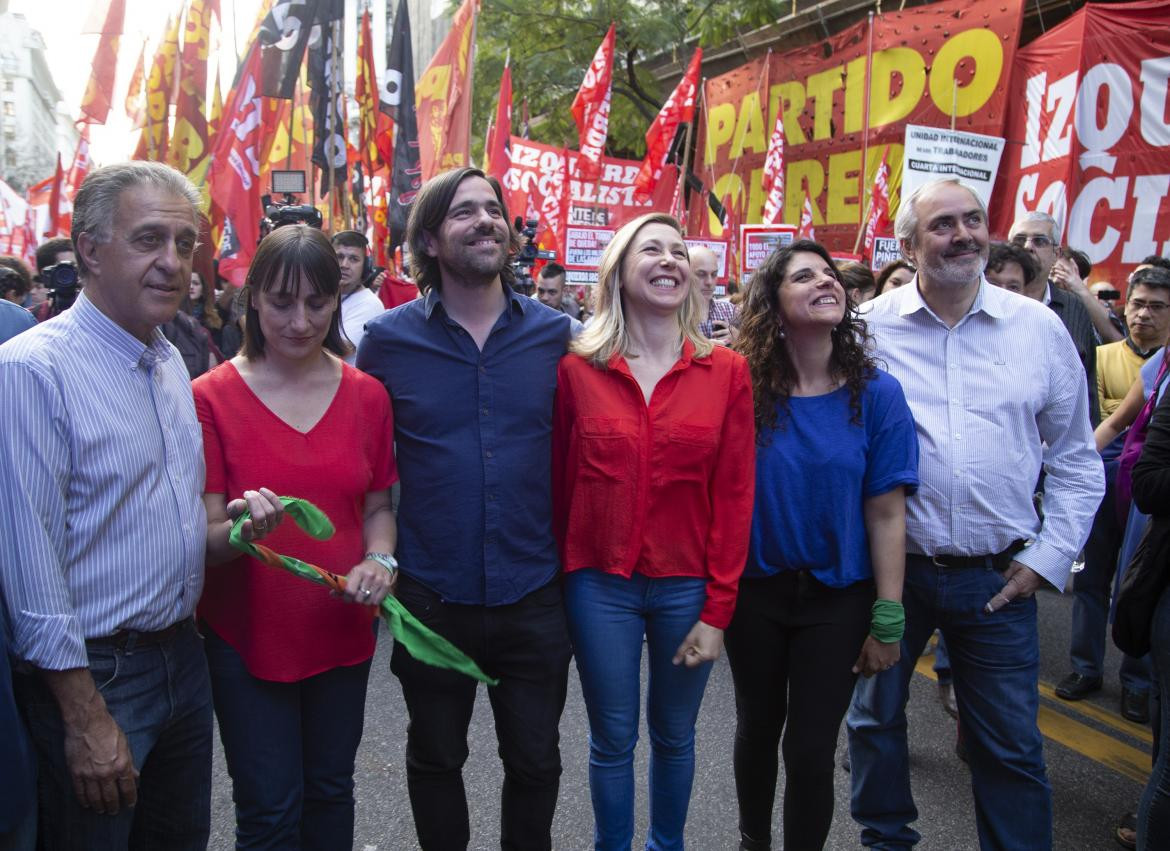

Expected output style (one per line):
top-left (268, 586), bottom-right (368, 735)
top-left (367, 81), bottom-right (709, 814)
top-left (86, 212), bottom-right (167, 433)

top-left (913, 657), bottom-right (1151, 783)
top-left (1037, 681), bottom-right (1153, 745)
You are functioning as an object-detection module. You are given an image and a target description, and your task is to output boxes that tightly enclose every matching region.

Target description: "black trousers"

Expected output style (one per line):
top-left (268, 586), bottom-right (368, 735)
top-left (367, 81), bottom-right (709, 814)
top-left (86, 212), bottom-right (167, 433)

top-left (724, 571), bottom-right (874, 851)
top-left (390, 575), bottom-right (572, 851)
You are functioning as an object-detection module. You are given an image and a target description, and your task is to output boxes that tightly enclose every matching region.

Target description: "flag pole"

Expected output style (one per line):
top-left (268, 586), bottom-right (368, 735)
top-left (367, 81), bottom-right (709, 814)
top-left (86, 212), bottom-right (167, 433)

top-left (858, 10), bottom-right (875, 238)
top-left (333, 18), bottom-right (351, 230)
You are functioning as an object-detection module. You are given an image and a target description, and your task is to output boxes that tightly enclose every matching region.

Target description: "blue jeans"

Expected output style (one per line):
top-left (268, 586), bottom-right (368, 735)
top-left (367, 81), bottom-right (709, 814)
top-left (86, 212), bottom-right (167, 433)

top-left (1139, 585), bottom-right (1170, 850)
top-left (564, 569), bottom-right (714, 851)
top-left (847, 559), bottom-right (1051, 850)
top-left (15, 619), bottom-right (213, 851)
top-left (203, 626), bottom-right (372, 851)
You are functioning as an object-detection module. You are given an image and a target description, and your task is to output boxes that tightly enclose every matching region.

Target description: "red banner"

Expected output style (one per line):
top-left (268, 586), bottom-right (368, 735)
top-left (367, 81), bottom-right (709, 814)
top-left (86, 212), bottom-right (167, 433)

top-left (208, 44), bottom-right (264, 286)
top-left (166, 0), bottom-right (218, 175)
top-left (690, 0), bottom-right (1024, 253)
top-left (502, 136), bottom-right (678, 275)
top-left (992, 0), bottom-right (1170, 286)
top-left (572, 23), bottom-right (616, 179)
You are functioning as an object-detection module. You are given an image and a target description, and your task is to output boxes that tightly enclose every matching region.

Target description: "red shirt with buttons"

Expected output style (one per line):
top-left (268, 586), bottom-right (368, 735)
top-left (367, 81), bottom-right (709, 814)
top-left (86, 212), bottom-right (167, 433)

top-left (552, 340), bottom-right (755, 629)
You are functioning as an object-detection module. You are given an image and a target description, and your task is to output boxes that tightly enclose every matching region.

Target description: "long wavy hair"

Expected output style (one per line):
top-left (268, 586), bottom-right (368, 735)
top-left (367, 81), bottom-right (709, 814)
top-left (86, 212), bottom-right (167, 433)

top-left (736, 239), bottom-right (875, 440)
top-left (572, 213), bottom-right (713, 367)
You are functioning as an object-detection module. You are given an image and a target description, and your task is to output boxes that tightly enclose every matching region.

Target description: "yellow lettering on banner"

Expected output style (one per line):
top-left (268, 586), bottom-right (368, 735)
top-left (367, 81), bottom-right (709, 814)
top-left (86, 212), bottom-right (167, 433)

top-left (806, 68), bottom-right (843, 141)
top-left (416, 64), bottom-right (451, 103)
top-left (929, 29), bottom-right (1003, 118)
top-left (708, 172), bottom-right (745, 235)
top-left (785, 160), bottom-right (826, 223)
top-left (843, 57), bottom-right (867, 134)
top-left (747, 166), bottom-right (765, 219)
top-left (730, 91), bottom-right (767, 159)
top-left (767, 82), bottom-right (808, 145)
top-left (870, 48), bottom-right (926, 128)
top-left (705, 103), bottom-right (737, 162)
top-left (826, 150), bottom-right (862, 223)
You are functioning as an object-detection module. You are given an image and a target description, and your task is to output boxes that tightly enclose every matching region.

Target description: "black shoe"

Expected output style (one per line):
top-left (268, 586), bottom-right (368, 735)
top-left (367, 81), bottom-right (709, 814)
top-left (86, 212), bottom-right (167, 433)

top-left (1121, 688), bottom-right (1150, 724)
top-left (1055, 672), bottom-right (1102, 701)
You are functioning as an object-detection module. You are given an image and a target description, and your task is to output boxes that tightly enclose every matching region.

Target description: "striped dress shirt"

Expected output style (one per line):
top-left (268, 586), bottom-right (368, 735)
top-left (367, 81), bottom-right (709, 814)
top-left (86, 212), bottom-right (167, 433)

top-left (0, 292), bottom-right (205, 670)
top-left (860, 278), bottom-right (1105, 591)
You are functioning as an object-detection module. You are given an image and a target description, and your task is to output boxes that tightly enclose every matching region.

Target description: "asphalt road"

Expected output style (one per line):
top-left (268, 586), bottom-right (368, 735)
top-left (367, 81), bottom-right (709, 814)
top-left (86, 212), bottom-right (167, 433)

top-left (207, 581), bottom-right (1152, 850)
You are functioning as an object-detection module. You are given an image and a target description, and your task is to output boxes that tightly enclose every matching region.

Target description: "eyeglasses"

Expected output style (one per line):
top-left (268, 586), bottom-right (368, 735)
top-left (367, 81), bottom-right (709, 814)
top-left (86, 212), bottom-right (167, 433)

top-left (1129, 299), bottom-right (1170, 314)
top-left (1010, 234), bottom-right (1054, 249)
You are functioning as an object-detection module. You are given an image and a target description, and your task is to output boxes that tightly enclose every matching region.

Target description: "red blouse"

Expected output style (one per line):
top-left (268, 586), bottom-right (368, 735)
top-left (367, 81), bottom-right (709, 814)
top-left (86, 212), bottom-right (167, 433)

top-left (194, 361), bottom-right (397, 682)
top-left (552, 340), bottom-right (755, 629)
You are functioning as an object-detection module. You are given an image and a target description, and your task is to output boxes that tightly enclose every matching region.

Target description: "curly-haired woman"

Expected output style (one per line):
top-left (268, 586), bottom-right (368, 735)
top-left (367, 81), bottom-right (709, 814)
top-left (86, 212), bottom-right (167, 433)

top-left (728, 239), bottom-right (919, 850)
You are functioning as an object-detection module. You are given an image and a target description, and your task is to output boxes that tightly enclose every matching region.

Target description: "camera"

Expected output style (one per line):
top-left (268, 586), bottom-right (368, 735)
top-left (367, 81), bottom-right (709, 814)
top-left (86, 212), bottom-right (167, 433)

top-left (260, 170), bottom-right (322, 238)
top-left (511, 217), bottom-right (556, 296)
top-left (42, 260), bottom-right (80, 313)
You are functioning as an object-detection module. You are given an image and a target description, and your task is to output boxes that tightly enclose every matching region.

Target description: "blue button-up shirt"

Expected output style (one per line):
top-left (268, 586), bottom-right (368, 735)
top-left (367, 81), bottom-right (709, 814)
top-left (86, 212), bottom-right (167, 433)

top-left (357, 285), bottom-right (575, 605)
top-left (0, 292), bottom-right (206, 669)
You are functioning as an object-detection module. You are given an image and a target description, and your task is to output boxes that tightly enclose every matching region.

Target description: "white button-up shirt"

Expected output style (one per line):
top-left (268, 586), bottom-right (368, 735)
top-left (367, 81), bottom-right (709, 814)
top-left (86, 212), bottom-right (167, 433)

top-left (861, 277), bottom-right (1104, 590)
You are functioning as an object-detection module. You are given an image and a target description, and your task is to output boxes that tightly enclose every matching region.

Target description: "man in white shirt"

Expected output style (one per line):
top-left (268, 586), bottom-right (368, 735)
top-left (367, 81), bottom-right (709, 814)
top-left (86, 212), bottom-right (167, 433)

top-left (332, 230), bottom-right (385, 362)
top-left (847, 178), bottom-right (1104, 850)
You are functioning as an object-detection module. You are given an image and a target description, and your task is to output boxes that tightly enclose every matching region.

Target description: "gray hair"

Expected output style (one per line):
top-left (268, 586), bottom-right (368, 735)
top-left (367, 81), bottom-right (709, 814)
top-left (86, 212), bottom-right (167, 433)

top-left (894, 177), bottom-right (988, 248)
top-left (1009, 210), bottom-right (1060, 244)
top-left (71, 162), bottom-right (202, 277)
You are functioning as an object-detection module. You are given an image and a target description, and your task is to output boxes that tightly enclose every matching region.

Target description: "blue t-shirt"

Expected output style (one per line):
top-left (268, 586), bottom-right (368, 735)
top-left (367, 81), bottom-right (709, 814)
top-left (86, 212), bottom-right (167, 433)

top-left (747, 369), bottom-right (919, 587)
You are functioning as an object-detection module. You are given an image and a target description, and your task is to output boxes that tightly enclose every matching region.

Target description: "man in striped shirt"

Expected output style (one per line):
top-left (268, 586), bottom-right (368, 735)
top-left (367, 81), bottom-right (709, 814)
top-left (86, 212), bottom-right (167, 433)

top-left (0, 162), bottom-right (213, 850)
top-left (847, 178), bottom-right (1104, 850)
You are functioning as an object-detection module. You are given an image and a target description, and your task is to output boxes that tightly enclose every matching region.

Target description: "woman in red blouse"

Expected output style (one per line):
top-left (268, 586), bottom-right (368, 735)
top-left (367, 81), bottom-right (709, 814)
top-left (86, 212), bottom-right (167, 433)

top-left (552, 213), bottom-right (755, 850)
top-left (195, 225), bottom-right (398, 849)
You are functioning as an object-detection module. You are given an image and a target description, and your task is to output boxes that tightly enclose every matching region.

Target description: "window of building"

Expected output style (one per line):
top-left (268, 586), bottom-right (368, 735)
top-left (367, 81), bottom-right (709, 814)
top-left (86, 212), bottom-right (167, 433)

top-left (3, 103), bottom-right (13, 117)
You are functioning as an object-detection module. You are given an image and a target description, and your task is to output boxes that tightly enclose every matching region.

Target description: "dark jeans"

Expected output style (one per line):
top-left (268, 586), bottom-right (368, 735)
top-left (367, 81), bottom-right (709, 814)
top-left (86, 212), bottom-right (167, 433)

top-left (1139, 585), bottom-right (1170, 850)
top-left (1071, 458), bottom-right (1151, 690)
top-left (14, 619), bottom-right (213, 851)
top-left (725, 571), bottom-right (873, 851)
top-left (848, 558), bottom-right (1051, 850)
top-left (203, 626), bottom-right (372, 851)
top-left (391, 575), bottom-right (572, 851)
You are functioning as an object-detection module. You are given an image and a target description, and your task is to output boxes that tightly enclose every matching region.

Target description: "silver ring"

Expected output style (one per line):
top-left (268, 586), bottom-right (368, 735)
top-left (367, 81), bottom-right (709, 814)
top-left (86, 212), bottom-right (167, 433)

top-left (362, 588), bottom-right (371, 597)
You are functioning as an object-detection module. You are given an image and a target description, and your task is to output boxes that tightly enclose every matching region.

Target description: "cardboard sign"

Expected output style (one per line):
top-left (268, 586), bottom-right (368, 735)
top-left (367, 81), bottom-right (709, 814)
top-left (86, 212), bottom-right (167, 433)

top-left (740, 224), bottom-right (797, 279)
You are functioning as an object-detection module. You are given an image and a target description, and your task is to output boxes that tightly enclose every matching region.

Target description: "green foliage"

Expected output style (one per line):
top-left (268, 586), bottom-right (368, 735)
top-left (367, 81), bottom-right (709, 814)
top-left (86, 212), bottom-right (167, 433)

top-left (467, 0), bottom-right (784, 162)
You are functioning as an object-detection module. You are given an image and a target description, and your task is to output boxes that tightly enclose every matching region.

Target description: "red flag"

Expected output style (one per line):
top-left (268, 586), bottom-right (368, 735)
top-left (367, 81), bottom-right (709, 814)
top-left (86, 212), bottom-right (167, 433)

top-left (484, 57), bottom-right (512, 181)
top-left (78, 0), bottom-right (126, 125)
top-left (207, 44), bottom-right (265, 286)
top-left (416, 0), bottom-right (478, 181)
top-left (45, 156), bottom-right (65, 238)
top-left (125, 40), bottom-right (148, 128)
top-left (67, 125), bottom-right (91, 195)
top-left (634, 48), bottom-right (701, 197)
top-left (167, 0), bottom-right (219, 175)
top-left (20, 206), bottom-right (37, 267)
top-left (797, 191), bottom-right (816, 242)
top-left (356, 9), bottom-right (392, 174)
top-left (863, 149), bottom-right (891, 261)
top-left (761, 104), bottom-right (786, 225)
top-left (571, 23), bottom-right (615, 179)
top-left (134, 14), bottom-right (182, 161)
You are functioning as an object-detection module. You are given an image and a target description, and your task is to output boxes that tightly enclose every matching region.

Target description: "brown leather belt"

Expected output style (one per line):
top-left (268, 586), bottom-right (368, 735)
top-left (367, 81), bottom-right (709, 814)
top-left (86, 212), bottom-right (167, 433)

top-left (86, 617), bottom-right (194, 651)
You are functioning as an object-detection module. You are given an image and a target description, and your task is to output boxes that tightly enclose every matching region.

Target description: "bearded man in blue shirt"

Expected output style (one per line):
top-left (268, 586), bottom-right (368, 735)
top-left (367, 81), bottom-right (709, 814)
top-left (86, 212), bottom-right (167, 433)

top-left (358, 168), bottom-right (576, 851)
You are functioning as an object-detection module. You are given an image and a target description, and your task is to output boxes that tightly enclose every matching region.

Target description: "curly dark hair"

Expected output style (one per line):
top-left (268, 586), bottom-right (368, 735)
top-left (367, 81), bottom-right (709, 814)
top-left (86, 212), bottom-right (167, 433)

top-left (736, 239), bottom-right (876, 441)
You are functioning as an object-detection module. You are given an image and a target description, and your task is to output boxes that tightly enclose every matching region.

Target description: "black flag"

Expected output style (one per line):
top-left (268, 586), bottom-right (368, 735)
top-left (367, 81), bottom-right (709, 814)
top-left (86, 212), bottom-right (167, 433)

top-left (385, 0), bottom-right (419, 252)
top-left (307, 0), bottom-right (346, 195)
top-left (258, 0), bottom-right (319, 99)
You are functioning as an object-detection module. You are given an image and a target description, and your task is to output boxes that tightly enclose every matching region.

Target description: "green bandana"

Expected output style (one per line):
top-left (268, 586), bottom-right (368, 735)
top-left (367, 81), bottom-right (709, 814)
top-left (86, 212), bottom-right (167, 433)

top-left (229, 496), bottom-right (498, 686)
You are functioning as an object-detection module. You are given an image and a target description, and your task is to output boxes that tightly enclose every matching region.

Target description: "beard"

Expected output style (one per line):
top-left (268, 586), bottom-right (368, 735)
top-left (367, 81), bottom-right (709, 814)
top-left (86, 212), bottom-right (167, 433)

top-left (918, 241), bottom-right (989, 289)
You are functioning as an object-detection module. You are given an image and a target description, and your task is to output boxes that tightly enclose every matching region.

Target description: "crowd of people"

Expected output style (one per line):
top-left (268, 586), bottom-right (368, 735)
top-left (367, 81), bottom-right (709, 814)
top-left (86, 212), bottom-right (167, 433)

top-left (0, 158), bottom-right (1167, 851)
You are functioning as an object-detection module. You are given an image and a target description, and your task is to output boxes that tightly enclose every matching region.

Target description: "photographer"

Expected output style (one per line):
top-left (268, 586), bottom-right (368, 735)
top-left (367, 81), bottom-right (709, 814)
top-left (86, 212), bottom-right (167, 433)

top-left (331, 230), bottom-right (385, 363)
top-left (32, 237), bottom-right (80, 322)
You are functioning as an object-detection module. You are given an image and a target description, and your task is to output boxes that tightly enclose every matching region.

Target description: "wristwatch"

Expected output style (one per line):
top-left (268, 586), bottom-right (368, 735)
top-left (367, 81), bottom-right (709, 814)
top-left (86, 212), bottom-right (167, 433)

top-left (365, 551), bottom-right (398, 576)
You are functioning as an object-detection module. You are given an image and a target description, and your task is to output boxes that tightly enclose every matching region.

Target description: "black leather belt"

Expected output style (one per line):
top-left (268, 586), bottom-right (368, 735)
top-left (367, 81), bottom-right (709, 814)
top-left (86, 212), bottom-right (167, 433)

top-left (86, 617), bottom-right (194, 651)
top-left (910, 540), bottom-right (1026, 572)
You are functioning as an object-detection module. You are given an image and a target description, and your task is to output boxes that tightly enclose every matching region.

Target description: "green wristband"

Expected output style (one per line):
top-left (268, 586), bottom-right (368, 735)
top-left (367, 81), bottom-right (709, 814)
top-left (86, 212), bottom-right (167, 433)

top-left (870, 598), bottom-right (905, 644)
